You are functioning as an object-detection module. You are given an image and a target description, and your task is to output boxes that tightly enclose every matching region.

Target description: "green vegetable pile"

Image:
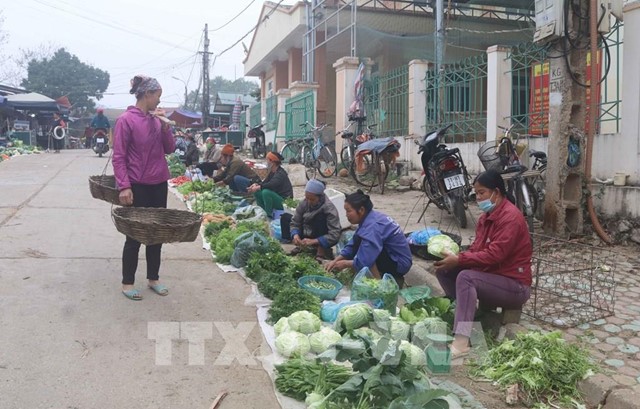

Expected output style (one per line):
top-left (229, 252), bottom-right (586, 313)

top-left (471, 331), bottom-right (596, 407)
top-left (166, 154), bottom-right (186, 177)
top-left (274, 358), bottom-right (353, 402)
top-left (351, 275), bottom-right (399, 314)
top-left (268, 287), bottom-right (321, 324)
top-left (283, 197), bottom-right (300, 208)
top-left (399, 296), bottom-right (455, 329)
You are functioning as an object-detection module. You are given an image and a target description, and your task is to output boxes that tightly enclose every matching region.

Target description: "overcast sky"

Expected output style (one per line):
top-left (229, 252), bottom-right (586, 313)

top-left (0, 0), bottom-right (295, 109)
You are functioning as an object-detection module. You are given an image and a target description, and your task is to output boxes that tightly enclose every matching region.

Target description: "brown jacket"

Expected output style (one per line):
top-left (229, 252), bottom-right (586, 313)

top-left (213, 156), bottom-right (259, 186)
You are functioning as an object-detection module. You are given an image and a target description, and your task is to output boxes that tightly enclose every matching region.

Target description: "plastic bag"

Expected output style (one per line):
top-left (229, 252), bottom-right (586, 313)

top-left (407, 228), bottom-right (441, 245)
top-left (336, 230), bottom-right (355, 255)
top-left (230, 231), bottom-right (271, 268)
top-left (350, 267), bottom-right (400, 315)
top-left (320, 300), bottom-right (365, 323)
top-left (232, 204), bottom-right (267, 223)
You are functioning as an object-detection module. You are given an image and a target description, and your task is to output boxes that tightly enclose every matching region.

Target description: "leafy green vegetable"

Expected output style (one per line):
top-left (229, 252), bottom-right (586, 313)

top-left (398, 340), bottom-right (427, 368)
top-left (257, 271), bottom-right (297, 300)
top-left (268, 287), bottom-right (321, 324)
top-left (245, 251), bottom-right (289, 282)
top-left (470, 331), bottom-right (596, 407)
top-left (427, 234), bottom-right (459, 258)
top-left (274, 358), bottom-right (353, 402)
top-left (286, 255), bottom-right (326, 279)
top-left (407, 297), bottom-right (455, 327)
top-left (399, 305), bottom-right (429, 325)
top-left (287, 310), bottom-right (322, 334)
top-left (351, 272), bottom-right (399, 315)
top-left (411, 317), bottom-right (448, 348)
top-left (334, 303), bottom-right (373, 333)
top-left (283, 197), bottom-right (300, 208)
top-left (309, 327), bottom-right (343, 354)
top-left (388, 317), bottom-right (410, 341)
top-left (274, 317), bottom-right (291, 337)
top-left (203, 220), bottom-right (231, 240)
top-left (210, 224), bottom-right (255, 264)
top-left (275, 331), bottom-right (311, 357)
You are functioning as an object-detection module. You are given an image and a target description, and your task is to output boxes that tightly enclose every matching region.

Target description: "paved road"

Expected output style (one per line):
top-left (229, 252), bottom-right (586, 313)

top-left (0, 150), bottom-right (279, 409)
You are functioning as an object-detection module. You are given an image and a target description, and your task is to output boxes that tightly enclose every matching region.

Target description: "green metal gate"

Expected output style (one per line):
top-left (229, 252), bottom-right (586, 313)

top-left (506, 42), bottom-right (549, 137)
top-left (365, 66), bottom-right (409, 137)
top-left (285, 90), bottom-right (315, 139)
top-left (249, 102), bottom-right (262, 128)
top-left (265, 95), bottom-right (277, 132)
top-left (425, 54), bottom-right (488, 143)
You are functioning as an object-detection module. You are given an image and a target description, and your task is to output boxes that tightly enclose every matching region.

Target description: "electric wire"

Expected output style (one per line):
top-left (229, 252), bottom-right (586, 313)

top-left (209, 0), bottom-right (257, 32)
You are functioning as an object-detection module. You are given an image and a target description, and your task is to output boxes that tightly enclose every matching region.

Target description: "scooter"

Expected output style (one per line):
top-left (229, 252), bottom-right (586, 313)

top-left (246, 120), bottom-right (267, 159)
top-left (415, 124), bottom-right (471, 228)
top-left (92, 128), bottom-right (109, 157)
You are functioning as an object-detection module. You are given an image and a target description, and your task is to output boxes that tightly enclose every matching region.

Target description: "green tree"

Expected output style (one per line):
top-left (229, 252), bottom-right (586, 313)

top-left (186, 75), bottom-right (258, 111)
top-left (21, 48), bottom-right (109, 113)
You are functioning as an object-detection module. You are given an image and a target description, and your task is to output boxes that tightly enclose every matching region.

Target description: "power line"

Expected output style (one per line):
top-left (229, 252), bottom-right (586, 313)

top-left (214, 0), bottom-right (286, 59)
top-left (30, 0), bottom-right (195, 52)
top-left (209, 0), bottom-right (257, 32)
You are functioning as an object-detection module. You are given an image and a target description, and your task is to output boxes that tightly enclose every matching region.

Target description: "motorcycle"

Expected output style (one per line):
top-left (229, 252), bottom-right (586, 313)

top-left (92, 128), bottom-right (109, 157)
top-left (246, 121), bottom-right (267, 159)
top-left (416, 124), bottom-right (471, 228)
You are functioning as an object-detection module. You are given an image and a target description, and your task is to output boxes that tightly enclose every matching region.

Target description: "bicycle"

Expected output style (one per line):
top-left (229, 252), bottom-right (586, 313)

top-left (352, 137), bottom-right (401, 195)
top-left (495, 125), bottom-right (541, 232)
top-left (337, 122), bottom-right (376, 180)
top-left (280, 122), bottom-right (336, 180)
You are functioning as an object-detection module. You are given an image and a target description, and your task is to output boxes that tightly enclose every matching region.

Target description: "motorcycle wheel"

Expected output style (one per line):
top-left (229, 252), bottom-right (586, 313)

top-left (98, 151), bottom-right (103, 158)
top-left (451, 195), bottom-right (467, 229)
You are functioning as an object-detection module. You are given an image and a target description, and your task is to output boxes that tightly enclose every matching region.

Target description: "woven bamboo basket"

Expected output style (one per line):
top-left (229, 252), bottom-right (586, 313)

top-left (89, 175), bottom-right (121, 205)
top-left (111, 207), bottom-right (202, 245)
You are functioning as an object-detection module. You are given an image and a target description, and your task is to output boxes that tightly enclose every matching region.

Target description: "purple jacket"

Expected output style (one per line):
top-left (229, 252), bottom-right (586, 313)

top-left (113, 106), bottom-right (175, 190)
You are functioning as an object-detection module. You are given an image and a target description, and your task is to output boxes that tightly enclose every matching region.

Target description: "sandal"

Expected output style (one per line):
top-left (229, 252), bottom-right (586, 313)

top-left (450, 345), bottom-right (470, 361)
top-left (148, 283), bottom-right (169, 296)
top-left (122, 289), bottom-right (143, 301)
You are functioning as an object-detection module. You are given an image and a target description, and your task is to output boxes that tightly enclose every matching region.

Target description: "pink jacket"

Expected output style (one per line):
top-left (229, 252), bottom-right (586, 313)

top-left (113, 106), bottom-right (175, 190)
top-left (457, 198), bottom-right (532, 286)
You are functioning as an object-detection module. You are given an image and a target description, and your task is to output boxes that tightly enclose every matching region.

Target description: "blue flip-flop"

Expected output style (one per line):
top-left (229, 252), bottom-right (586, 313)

top-left (122, 289), bottom-right (143, 301)
top-left (148, 283), bottom-right (169, 296)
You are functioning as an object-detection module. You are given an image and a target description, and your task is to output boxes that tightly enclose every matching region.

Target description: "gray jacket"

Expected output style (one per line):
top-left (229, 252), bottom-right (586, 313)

top-left (290, 194), bottom-right (342, 248)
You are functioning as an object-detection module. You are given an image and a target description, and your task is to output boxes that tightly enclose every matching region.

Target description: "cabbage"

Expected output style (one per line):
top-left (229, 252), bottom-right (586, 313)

top-left (411, 317), bottom-right (448, 349)
top-left (288, 311), bottom-right (322, 334)
top-left (274, 317), bottom-right (291, 337)
top-left (308, 327), bottom-right (342, 354)
top-left (350, 327), bottom-right (381, 342)
top-left (370, 308), bottom-right (392, 333)
top-left (305, 392), bottom-right (325, 406)
top-left (399, 340), bottom-right (427, 368)
top-left (427, 234), bottom-right (460, 259)
top-left (389, 317), bottom-right (411, 341)
top-left (275, 331), bottom-right (311, 357)
top-left (334, 303), bottom-right (373, 333)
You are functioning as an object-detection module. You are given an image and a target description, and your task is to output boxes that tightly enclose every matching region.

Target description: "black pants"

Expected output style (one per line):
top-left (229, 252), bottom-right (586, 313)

top-left (280, 212), bottom-right (328, 241)
top-left (196, 162), bottom-right (218, 177)
top-left (122, 182), bottom-right (168, 285)
top-left (52, 136), bottom-right (64, 151)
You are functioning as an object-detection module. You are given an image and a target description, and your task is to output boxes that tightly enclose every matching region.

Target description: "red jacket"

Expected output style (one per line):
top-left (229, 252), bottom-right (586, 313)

top-left (458, 198), bottom-right (532, 286)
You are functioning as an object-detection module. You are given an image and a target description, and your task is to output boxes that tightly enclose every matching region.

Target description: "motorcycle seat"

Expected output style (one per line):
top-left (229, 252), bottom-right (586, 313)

top-left (529, 150), bottom-right (547, 159)
top-left (341, 132), bottom-right (354, 139)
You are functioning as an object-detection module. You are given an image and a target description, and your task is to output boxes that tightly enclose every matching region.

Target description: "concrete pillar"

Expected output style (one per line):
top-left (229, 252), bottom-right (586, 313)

top-left (486, 45), bottom-right (512, 143)
top-left (275, 88), bottom-right (291, 149)
top-left (543, 11), bottom-right (588, 236)
top-left (408, 59), bottom-right (430, 138)
top-left (333, 57), bottom-right (373, 154)
top-left (288, 48), bottom-right (303, 85)
top-left (620, 1), bottom-right (640, 185)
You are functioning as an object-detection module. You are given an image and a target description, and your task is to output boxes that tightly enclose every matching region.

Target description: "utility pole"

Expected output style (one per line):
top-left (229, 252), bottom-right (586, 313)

top-left (171, 76), bottom-right (188, 108)
top-left (202, 23), bottom-right (211, 129)
top-left (543, 1), bottom-right (590, 236)
top-left (434, 0), bottom-right (445, 122)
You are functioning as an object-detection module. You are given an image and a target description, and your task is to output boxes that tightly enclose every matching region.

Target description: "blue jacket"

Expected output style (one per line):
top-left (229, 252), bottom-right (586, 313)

top-left (340, 210), bottom-right (412, 275)
top-left (91, 114), bottom-right (110, 129)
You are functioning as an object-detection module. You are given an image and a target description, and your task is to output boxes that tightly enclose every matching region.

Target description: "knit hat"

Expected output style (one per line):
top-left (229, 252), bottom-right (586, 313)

top-left (305, 179), bottom-right (325, 195)
top-left (221, 144), bottom-right (234, 155)
top-left (266, 151), bottom-right (282, 163)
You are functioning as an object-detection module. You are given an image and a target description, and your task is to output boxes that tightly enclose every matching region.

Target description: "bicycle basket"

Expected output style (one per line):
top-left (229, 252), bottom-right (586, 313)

top-left (478, 141), bottom-right (504, 172)
top-left (319, 126), bottom-right (335, 145)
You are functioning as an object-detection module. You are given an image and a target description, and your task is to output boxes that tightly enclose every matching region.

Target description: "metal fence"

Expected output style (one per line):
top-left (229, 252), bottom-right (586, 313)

top-left (285, 90), bottom-right (315, 139)
top-left (598, 21), bottom-right (623, 134)
top-left (265, 95), bottom-right (277, 132)
top-left (505, 41), bottom-right (549, 137)
top-left (249, 102), bottom-right (262, 128)
top-left (425, 53), bottom-right (488, 143)
top-left (365, 65), bottom-right (409, 137)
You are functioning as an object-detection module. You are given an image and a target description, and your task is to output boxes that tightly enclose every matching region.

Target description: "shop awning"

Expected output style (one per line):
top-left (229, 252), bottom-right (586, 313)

top-left (6, 92), bottom-right (61, 111)
top-left (168, 108), bottom-right (202, 127)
